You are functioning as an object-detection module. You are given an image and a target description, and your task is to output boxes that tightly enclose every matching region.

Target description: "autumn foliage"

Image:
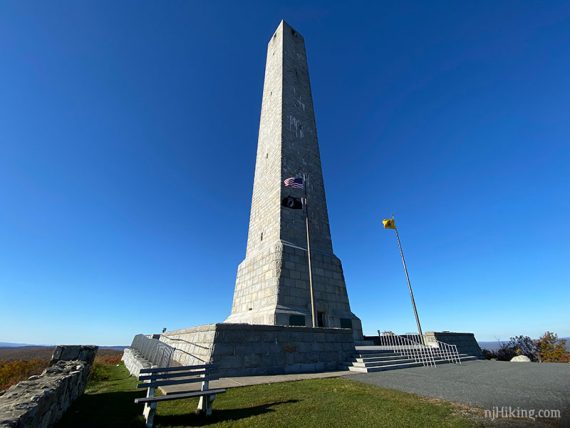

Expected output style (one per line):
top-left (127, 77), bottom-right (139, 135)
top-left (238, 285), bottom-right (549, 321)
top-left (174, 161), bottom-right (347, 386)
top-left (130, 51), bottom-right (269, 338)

top-left (482, 331), bottom-right (570, 362)
top-left (94, 351), bottom-right (123, 365)
top-left (536, 331), bottom-right (570, 363)
top-left (0, 347), bottom-right (123, 392)
top-left (0, 359), bottom-right (48, 391)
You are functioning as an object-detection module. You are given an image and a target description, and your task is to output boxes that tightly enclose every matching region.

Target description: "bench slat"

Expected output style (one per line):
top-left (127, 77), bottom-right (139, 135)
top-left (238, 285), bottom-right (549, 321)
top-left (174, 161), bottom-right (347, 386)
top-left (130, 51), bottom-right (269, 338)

top-left (138, 370), bottom-right (206, 381)
top-left (139, 364), bottom-right (212, 374)
top-left (164, 388), bottom-right (215, 396)
top-left (137, 376), bottom-right (210, 389)
top-left (134, 388), bottom-right (226, 404)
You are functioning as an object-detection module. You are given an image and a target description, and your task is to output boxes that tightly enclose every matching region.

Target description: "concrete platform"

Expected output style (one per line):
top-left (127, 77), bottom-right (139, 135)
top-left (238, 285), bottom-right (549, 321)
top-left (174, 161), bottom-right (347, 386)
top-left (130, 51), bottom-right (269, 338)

top-left (160, 370), bottom-right (352, 395)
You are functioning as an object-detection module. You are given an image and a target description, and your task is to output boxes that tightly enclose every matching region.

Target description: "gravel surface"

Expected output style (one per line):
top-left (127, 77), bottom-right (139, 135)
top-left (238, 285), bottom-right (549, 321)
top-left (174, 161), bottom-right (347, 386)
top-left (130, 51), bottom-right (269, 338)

top-left (348, 360), bottom-right (570, 425)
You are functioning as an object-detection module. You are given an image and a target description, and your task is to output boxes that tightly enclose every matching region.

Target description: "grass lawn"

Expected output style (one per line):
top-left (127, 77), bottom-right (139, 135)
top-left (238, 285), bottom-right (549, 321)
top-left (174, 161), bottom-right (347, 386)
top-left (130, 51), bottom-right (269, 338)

top-left (57, 363), bottom-right (479, 428)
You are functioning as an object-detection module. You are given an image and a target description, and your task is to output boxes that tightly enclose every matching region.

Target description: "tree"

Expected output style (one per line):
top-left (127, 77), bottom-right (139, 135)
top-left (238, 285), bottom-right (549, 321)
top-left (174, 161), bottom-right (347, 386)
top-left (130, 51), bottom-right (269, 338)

top-left (536, 331), bottom-right (569, 363)
top-left (496, 342), bottom-right (517, 361)
top-left (508, 335), bottom-right (539, 361)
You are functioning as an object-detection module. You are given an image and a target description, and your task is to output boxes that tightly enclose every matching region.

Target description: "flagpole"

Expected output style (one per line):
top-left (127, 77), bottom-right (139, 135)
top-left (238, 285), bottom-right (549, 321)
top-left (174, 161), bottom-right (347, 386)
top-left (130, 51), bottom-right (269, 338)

top-left (303, 173), bottom-right (317, 328)
top-left (393, 224), bottom-right (424, 343)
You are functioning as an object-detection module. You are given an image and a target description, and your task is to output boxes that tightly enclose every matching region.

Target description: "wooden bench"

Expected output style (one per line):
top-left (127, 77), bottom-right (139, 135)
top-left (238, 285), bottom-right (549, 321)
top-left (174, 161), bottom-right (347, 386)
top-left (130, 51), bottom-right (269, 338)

top-left (134, 364), bottom-right (226, 428)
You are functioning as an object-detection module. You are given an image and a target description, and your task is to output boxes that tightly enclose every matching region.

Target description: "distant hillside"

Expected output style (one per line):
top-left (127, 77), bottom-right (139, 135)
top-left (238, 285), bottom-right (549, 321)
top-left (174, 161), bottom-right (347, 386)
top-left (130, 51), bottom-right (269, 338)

top-left (479, 338), bottom-right (570, 352)
top-left (0, 342), bottom-right (126, 350)
top-left (0, 346), bottom-right (54, 361)
top-left (478, 341), bottom-right (502, 351)
top-left (0, 346), bottom-right (126, 361)
top-left (0, 342), bottom-right (43, 348)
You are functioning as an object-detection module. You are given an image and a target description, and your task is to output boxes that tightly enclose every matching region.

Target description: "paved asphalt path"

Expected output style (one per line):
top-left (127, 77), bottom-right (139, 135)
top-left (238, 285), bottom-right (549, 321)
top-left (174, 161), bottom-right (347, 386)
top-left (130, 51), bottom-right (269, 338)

top-left (348, 360), bottom-right (570, 425)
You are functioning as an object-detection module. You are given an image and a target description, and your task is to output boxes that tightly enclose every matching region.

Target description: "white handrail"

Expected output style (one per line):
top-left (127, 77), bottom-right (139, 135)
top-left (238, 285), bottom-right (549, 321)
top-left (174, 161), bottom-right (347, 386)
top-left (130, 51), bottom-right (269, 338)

top-left (378, 331), bottom-right (436, 367)
top-left (377, 331), bottom-right (462, 367)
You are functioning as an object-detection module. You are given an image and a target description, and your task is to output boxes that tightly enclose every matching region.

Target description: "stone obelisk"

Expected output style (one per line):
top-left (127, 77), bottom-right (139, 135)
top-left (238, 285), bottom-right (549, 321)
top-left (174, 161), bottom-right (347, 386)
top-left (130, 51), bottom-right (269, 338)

top-left (226, 20), bottom-right (362, 340)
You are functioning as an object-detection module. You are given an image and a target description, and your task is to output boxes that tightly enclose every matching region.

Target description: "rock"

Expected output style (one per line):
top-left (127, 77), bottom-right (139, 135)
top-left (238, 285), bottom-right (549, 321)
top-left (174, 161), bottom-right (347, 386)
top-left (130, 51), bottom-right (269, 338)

top-left (511, 355), bottom-right (531, 362)
top-left (49, 345), bottom-right (98, 366)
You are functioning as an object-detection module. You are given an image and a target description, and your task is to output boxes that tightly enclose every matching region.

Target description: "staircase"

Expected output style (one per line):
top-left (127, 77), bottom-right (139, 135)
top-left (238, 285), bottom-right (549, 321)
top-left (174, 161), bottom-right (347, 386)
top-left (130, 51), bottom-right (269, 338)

top-left (345, 332), bottom-right (479, 373)
top-left (346, 347), bottom-right (478, 373)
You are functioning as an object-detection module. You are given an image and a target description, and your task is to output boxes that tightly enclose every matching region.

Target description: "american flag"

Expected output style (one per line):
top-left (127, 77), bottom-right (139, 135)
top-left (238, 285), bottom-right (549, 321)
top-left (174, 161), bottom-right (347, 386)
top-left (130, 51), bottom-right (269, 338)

top-left (284, 177), bottom-right (304, 189)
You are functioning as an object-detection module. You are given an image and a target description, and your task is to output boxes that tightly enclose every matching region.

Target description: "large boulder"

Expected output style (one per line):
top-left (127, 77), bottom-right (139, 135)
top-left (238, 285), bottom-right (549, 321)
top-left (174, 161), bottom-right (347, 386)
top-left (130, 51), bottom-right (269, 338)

top-left (511, 355), bottom-right (531, 362)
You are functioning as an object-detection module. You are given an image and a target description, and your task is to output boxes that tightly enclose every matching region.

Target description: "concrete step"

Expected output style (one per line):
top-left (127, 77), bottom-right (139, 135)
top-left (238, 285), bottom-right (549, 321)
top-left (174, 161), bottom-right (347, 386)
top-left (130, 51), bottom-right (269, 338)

top-left (351, 358), bottom-right (417, 368)
top-left (347, 366), bottom-right (368, 373)
top-left (354, 340), bottom-right (376, 346)
top-left (354, 352), bottom-right (400, 359)
top-left (424, 355), bottom-right (478, 365)
top-left (354, 355), bottom-right (408, 363)
top-left (355, 351), bottom-right (478, 361)
top-left (355, 349), bottom-right (396, 355)
top-left (345, 353), bottom-right (480, 373)
top-left (348, 361), bottom-right (423, 373)
top-left (356, 346), bottom-right (425, 353)
top-left (458, 355), bottom-right (478, 362)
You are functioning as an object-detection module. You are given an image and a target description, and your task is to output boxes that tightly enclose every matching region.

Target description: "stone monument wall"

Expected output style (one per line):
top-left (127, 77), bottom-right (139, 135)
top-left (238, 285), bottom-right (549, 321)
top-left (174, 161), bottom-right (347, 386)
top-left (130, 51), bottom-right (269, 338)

top-left (159, 325), bottom-right (216, 366)
top-left (153, 323), bottom-right (355, 377)
top-left (0, 345), bottom-right (98, 428)
top-left (425, 332), bottom-right (483, 358)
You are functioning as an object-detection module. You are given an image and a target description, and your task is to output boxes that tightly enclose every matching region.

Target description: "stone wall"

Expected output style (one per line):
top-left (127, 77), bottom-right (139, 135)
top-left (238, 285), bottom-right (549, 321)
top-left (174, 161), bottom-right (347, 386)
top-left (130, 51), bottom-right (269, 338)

top-left (0, 345), bottom-right (98, 428)
top-left (49, 345), bottom-right (97, 367)
top-left (159, 325), bottom-right (216, 366)
top-left (149, 323), bottom-right (355, 378)
top-left (121, 347), bottom-right (151, 378)
top-left (210, 323), bottom-right (355, 377)
top-left (121, 330), bottom-right (214, 377)
top-left (425, 332), bottom-right (483, 358)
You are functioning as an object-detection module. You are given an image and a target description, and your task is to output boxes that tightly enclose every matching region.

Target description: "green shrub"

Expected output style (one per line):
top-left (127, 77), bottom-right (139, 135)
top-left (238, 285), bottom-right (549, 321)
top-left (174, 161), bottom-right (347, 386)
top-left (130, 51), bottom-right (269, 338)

top-left (88, 363), bottom-right (115, 382)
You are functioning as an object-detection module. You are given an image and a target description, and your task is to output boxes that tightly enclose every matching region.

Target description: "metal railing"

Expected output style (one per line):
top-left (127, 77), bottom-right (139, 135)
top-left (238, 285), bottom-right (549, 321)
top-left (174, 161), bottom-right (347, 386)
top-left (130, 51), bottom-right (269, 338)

top-left (378, 331), bottom-right (461, 367)
top-left (431, 338), bottom-right (462, 364)
top-left (378, 331), bottom-right (436, 367)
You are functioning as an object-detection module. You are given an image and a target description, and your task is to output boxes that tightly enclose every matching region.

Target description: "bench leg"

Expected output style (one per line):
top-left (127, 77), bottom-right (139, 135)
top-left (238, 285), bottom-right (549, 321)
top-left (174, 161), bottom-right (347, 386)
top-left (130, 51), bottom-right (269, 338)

top-left (197, 379), bottom-right (215, 416)
top-left (143, 387), bottom-right (157, 428)
top-left (197, 394), bottom-right (216, 416)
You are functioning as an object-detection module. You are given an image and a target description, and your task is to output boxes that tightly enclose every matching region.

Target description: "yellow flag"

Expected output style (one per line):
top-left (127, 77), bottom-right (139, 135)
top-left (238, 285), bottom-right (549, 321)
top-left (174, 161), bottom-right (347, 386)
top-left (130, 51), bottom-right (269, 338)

top-left (382, 218), bottom-right (396, 229)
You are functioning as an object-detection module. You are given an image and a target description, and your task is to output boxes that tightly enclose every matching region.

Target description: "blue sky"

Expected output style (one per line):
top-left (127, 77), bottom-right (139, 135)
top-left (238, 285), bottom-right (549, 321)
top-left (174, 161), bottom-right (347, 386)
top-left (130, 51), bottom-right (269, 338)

top-left (1, 1), bottom-right (569, 345)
